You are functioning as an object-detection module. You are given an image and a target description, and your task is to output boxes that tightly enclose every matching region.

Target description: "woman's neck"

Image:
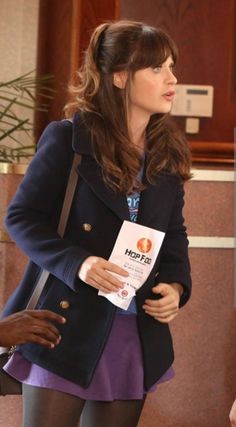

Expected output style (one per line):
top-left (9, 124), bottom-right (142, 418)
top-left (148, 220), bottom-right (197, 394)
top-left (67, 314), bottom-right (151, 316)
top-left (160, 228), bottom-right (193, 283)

top-left (128, 111), bottom-right (150, 152)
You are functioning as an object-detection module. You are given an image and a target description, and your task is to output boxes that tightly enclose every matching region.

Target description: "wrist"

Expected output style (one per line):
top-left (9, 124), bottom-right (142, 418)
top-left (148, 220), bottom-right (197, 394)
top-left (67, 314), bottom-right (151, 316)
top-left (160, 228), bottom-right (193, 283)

top-left (171, 282), bottom-right (184, 296)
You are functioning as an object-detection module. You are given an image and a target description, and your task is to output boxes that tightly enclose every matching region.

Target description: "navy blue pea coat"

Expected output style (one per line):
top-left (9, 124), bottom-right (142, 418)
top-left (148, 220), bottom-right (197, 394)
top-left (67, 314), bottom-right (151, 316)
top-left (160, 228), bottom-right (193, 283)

top-left (3, 114), bottom-right (192, 390)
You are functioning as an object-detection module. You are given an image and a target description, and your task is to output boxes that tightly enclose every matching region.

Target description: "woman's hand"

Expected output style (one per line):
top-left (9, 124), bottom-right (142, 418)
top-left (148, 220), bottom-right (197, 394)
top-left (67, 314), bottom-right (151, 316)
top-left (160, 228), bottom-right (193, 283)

top-left (78, 256), bottom-right (129, 293)
top-left (0, 310), bottom-right (66, 348)
top-left (142, 282), bottom-right (183, 323)
top-left (229, 399), bottom-right (236, 427)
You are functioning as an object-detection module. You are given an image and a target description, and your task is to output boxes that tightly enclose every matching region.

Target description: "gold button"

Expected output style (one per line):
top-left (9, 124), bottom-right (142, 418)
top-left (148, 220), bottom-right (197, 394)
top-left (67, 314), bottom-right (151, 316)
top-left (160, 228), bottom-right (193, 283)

top-left (60, 300), bottom-right (70, 309)
top-left (83, 223), bottom-right (92, 232)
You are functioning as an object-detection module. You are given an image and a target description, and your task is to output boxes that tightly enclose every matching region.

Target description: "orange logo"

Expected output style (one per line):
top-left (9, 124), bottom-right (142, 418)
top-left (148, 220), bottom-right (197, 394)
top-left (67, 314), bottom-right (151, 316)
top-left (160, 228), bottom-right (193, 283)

top-left (137, 238), bottom-right (152, 253)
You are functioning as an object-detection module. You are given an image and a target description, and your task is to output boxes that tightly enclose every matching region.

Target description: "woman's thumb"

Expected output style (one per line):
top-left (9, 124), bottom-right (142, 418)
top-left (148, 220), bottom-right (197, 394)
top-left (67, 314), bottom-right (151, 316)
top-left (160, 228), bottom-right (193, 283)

top-left (152, 283), bottom-right (169, 297)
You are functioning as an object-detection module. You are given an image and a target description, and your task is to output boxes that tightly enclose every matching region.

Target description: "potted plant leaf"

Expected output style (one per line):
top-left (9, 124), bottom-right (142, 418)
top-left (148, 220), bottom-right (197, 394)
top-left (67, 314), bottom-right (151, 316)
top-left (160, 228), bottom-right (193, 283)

top-left (0, 71), bottom-right (53, 293)
top-left (0, 70), bottom-right (53, 169)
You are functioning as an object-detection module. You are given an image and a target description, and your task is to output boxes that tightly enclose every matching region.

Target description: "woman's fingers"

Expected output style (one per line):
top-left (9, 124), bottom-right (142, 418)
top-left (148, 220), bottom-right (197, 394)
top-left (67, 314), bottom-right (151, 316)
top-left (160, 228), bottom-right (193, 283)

top-left (155, 312), bottom-right (179, 323)
top-left (93, 267), bottom-right (126, 289)
top-left (88, 273), bottom-right (121, 293)
top-left (143, 304), bottom-right (179, 319)
top-left (143, 296), bottom-right (179, 315)
top-left (78, 256), bottom-right (129, 292)
top-left (142, 282), bottom-right (181, 323)
top-left (104, 260), bottom-right (129, 277)
top-left (86, 275), bottom-right (113, 293)
top-left (145, 306), bottom-right (179, 317)
top-left (143, 303), bottom-right (179, 323)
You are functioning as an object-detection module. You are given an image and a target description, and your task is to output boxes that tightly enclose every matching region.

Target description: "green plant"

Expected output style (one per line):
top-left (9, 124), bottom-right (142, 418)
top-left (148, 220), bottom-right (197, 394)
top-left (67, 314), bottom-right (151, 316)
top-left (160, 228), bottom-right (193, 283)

top-left (0, 71), bottom-right (53, 163)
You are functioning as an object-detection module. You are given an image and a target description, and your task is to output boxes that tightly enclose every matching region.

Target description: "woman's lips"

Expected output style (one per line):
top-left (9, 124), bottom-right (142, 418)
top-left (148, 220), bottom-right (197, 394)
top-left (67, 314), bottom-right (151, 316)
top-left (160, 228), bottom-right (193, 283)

top-left (162, 91), bottom-right (175, 101)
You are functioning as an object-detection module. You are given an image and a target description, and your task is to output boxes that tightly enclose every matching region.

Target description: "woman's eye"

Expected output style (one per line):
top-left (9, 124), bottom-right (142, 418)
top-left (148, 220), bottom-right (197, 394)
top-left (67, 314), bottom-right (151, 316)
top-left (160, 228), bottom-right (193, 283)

top-left (153, 66), bottom-right (162, 73)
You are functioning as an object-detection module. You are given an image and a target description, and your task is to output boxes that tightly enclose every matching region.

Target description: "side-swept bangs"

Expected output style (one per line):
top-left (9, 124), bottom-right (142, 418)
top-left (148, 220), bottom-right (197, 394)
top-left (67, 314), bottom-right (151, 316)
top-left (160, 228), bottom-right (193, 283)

top-left (129, 26), bottom-right (178, 72)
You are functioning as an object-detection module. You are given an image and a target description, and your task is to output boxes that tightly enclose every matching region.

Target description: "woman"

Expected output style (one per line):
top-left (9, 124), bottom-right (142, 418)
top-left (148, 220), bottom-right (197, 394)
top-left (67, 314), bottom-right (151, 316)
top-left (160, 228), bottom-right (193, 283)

top-left (3, 20), bottom-right (192, 427)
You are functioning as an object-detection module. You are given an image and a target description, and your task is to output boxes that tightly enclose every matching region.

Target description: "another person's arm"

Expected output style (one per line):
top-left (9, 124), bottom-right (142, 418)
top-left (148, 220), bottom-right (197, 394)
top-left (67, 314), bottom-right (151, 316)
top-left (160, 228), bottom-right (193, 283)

top-left (0, 309), bottom-right (66, 348)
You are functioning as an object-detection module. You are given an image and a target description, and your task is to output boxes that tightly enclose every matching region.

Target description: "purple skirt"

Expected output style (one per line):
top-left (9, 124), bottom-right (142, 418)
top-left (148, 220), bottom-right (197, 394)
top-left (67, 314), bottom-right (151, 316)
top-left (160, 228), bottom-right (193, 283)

top-left (4, 314), bottom-right (174, 401)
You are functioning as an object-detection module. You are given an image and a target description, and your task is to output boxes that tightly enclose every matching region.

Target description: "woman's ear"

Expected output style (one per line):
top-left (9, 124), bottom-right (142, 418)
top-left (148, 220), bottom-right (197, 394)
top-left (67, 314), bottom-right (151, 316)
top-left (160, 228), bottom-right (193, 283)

top-left (113, 71), bottom-right (128, 89)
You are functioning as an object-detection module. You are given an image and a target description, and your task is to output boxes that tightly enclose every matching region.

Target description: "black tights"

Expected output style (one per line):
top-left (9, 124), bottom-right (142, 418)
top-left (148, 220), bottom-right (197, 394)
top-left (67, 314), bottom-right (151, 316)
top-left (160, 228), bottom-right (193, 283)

top-left (22, 384), bottom-right (146, 427)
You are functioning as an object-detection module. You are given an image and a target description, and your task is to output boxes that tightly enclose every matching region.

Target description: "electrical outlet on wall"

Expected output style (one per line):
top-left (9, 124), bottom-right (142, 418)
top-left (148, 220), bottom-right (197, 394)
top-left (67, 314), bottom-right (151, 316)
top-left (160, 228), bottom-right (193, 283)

top-left (185, 118), bottom-right (200, 134)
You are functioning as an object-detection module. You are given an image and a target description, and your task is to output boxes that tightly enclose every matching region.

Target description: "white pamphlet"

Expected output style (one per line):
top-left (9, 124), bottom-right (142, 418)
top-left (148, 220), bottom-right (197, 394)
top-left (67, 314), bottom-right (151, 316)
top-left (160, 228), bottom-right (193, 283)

top-left (98, 220), bottom-right (165, 310)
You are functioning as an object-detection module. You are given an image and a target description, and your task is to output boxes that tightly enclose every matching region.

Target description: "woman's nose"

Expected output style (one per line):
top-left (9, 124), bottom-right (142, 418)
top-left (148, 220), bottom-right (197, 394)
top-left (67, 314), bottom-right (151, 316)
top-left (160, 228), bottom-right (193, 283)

top-left (166, 69), bottom-right (177, 85)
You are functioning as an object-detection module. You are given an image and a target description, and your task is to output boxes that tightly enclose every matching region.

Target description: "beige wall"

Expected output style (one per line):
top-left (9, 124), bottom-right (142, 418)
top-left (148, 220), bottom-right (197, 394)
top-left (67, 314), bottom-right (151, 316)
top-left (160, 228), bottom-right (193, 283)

top-left (0, 0), bottom-right (39, 79)
top-left (0, 0), bottom-right (39, 148)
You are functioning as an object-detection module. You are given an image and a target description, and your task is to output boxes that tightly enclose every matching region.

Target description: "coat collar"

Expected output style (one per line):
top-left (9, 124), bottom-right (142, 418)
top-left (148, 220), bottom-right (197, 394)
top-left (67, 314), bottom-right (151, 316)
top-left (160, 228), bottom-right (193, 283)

top-left (77, 156), bottom-right (131, 221)
top-left (72, 112), bottom-right (94, 156)
top-left (71, 113), bottom-right (130, 221)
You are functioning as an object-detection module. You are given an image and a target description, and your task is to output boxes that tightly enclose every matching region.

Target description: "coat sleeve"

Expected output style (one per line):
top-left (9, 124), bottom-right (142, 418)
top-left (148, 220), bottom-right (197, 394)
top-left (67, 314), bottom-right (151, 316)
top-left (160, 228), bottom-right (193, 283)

top-left (156, 181), bottom-right (192, 307)
top-left (5, 120), bottom-right (92, 292)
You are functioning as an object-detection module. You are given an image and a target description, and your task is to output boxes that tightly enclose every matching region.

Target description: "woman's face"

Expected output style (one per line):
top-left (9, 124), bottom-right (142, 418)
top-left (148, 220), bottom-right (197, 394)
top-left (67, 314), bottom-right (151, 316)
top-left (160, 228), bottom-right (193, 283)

top-left (127, 56), bottom-right (177, 120)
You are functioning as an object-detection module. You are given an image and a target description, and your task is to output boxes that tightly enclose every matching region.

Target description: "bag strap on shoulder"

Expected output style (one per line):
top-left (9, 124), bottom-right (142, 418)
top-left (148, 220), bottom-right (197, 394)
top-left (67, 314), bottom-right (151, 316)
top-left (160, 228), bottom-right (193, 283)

top-left (26, 121), bottom-right (81, 309)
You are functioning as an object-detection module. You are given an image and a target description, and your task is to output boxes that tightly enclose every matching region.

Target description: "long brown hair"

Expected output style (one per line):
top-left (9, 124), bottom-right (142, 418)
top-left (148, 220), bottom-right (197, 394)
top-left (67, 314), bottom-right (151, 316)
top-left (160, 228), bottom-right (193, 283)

top-left (65, 20), bottom-right (192, 193)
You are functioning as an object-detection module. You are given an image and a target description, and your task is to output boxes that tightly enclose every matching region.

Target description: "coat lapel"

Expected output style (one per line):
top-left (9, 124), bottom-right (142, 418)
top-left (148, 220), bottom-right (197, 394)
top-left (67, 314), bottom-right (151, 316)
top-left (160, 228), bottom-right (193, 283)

top-left (77, 156), bottom-right (130, 221)
top-left (72, 114), bottom-right (130, 221)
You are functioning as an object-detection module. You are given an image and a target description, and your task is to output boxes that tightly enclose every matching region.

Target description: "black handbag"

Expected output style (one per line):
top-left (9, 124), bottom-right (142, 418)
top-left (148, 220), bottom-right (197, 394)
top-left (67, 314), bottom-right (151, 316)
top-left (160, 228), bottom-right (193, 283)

top-left (0, 351), bottom-right (21, 395)
top-left (0, 150), bottom-right (81, 396)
